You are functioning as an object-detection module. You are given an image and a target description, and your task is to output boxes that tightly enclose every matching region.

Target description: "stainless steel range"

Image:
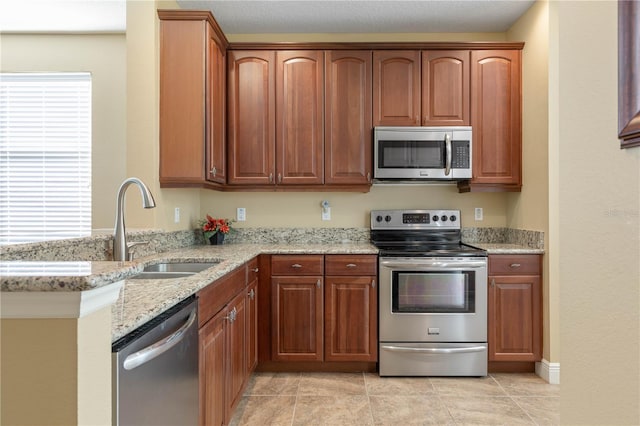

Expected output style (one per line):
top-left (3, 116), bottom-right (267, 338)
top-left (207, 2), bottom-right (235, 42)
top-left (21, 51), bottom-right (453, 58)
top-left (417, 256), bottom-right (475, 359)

top-left (371, 209), bottom-right (488, 377)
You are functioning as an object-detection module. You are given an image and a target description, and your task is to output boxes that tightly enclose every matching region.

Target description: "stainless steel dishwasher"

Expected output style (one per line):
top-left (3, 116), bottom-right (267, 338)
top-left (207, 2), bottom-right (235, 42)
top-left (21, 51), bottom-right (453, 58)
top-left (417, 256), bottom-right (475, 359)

top-left (112, 296), bottom-right (198, 425)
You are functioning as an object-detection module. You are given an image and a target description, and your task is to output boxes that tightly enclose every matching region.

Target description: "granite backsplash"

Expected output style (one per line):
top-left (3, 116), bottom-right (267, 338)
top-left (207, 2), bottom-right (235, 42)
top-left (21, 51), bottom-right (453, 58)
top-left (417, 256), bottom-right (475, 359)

top-left (1, 226), bottom-right (543, 261)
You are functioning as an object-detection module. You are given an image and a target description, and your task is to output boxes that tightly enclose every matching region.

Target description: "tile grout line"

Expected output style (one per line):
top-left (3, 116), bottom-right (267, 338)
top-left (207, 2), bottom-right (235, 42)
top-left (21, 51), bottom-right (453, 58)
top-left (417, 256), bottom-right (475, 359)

top-left (491, 374), bottom-right (538, 425)
top-left (430, 378), bottom-right (460, 425)
top-left (364, 372), bottom-right (375, 425)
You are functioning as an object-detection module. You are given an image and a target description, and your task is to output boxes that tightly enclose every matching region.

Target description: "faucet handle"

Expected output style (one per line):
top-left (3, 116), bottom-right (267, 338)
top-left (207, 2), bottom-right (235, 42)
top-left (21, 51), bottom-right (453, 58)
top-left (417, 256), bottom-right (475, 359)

top-left (126, 241), bottom-right (150, 261)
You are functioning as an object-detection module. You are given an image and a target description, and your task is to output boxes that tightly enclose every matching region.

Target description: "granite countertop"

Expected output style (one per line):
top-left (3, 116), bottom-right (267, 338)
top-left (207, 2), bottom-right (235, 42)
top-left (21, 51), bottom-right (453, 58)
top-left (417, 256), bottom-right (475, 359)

top-left (470, 243), bottom-right (545, 255)
top-left (1, 239), bottom-right (543, 342)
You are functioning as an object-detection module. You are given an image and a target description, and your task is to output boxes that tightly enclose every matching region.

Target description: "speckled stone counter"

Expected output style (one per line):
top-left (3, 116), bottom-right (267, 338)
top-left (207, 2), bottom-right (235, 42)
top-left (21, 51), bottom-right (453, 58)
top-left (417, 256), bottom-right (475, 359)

top-left (107, 242), bottom-right (376, 341)
top-left (471, 243), bottom-right (544, 255)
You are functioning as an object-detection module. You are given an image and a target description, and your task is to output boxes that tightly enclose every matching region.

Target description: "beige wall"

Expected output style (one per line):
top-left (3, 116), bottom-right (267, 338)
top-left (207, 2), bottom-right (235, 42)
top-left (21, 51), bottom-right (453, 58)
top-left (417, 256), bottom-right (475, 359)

top-left (505, 1), bottom-right (556, 364)
top-left (1, 307), bottom-right (112, 425)
top-left (0, 34), bottom-right (127, 230)
top-left (550, 1), bottom-right (640, 423)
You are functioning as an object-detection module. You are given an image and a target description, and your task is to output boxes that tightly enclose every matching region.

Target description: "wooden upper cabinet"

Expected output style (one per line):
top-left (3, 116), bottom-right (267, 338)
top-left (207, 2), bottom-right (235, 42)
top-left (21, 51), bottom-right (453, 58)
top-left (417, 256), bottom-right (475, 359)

top-left (159, 19), bottom-right (207, 185)
top-left (465, 50), bottom-right (522, 191)
top-left (325, 50), bottom-right (372, 185)
top-left (422, 51), bottom-right (470, 126)
top-left (158, 11), bottom-right (227, 187)
top-left (227, 50), bottom-right (276, 185)
top-left (373, 50), bottom-right (421, 126)
top-left (276, 51), bottom-right (324, 185)
top-left (206, 27), bottom-right (226, 184)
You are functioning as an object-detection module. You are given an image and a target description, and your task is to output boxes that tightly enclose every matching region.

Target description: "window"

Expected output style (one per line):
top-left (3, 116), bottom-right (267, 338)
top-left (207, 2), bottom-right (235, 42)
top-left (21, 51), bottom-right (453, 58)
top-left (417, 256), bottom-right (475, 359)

top-left (0, 72), bottom-right (91, 245)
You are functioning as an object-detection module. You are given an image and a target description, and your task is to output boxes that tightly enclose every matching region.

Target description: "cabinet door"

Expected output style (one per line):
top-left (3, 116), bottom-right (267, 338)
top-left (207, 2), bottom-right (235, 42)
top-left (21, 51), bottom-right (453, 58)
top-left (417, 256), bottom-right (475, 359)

top-left (246, 272), bottom-right (259, 373)
top-left (227, 50), bottom-right (276, 185)
top-left (422, 50), bottom-right (469, 126)
top-left (199, 307), bottom-right (226, 426)
top-left (276, 51), bottom-right (324, 185)
top-left (271, 275), bottom-right (323, 361)
top-left (469, 50), bottom-right (521, 190)
top-left (488, 275), bottom-right (542, 362)
top-left (325, 50), bottom-right (372, 185)
top-left (324, 276), bottom-right (377, 361)
top-left (373, 50), bottom-right (421, 126)
top-left (226, 291), bottom-right (246, 421)
top-left (206, 26), bottom-right (226, 184)
top-left (159, 19), bottom-right (207, 185)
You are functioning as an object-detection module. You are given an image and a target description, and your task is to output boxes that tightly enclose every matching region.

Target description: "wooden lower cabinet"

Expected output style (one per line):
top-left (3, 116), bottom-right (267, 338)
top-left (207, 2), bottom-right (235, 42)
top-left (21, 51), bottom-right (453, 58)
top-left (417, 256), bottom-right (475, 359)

top-left (198, 260), bottom-right (258, 426)
top-left (271, 275), bottom-right (324, 361)
top-left (324, 275), bottom-right (377, 361)
top-left (199, 307), bottom-right (226, 426)
top-left (268, 254), bottom-right (378, 366)
top-left (246, 260), bottom-right (259, 372)
top-left (488, 254), bottom-right (542, 363)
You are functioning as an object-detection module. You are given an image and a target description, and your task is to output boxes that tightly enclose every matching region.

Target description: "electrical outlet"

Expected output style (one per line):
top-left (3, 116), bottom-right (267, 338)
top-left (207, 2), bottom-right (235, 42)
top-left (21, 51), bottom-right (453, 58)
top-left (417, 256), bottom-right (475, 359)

top-left (174, 207), bottom-right (180, 223)
top-left (322, 207), bottom-right (331, 221)
top-left (474, 207), bottom-right (483, 221)
top-left (237, 207), bottom-right (246, 221)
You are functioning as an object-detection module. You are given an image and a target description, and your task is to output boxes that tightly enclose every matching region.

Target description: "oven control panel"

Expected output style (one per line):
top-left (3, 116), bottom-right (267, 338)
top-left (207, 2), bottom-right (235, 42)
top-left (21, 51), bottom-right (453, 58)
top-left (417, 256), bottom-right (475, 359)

top-left (371, 209), bottom-right (461, 230)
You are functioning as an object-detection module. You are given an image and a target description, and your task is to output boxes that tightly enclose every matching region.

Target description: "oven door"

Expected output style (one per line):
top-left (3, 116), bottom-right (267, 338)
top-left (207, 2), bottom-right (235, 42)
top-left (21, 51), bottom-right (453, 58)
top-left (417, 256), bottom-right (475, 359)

top-left (378, 257), bottom-right (487, 342)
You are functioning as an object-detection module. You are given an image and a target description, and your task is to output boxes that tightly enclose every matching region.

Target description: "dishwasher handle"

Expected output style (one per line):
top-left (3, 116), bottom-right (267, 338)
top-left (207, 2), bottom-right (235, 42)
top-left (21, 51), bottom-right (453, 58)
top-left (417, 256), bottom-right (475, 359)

top-left (123, 308), bottom-right (197, 370)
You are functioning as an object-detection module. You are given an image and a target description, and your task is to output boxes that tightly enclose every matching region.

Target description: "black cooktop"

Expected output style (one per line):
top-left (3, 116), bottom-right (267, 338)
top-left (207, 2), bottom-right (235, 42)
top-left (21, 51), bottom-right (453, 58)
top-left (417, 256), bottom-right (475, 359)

top-left (370, 209), bottom-right (487, 258)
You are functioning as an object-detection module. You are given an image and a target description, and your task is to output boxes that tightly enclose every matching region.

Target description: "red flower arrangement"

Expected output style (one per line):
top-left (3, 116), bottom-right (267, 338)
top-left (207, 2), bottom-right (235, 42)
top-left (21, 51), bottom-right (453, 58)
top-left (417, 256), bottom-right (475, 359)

top-left (200, 214), bottom-right (235, 239)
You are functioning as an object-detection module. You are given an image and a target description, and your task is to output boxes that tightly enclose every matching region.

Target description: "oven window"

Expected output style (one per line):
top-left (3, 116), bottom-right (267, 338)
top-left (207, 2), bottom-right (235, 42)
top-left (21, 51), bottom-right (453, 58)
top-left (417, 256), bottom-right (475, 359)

top-left (391, 271), bottom-right (475, 313)
top-left (378, 140), bottom-right (444, 169)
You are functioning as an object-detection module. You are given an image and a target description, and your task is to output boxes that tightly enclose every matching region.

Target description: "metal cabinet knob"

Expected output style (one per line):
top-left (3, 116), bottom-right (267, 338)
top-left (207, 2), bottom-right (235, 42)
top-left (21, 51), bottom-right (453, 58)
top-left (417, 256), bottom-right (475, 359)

top-left (252, 267), bottom-right (259, 273)
top-left (248, 289), bottom-right (255, 300)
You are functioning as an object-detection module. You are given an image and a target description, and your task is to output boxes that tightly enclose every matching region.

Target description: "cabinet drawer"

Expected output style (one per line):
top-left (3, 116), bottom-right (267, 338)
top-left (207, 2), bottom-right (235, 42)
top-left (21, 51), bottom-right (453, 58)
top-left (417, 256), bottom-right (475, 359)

top-left (271, 255), bottom-right (324, 275)
top-left (325, 255), bottom-right (377, 276)
top-left (489, 254), bottom-right (541, 276)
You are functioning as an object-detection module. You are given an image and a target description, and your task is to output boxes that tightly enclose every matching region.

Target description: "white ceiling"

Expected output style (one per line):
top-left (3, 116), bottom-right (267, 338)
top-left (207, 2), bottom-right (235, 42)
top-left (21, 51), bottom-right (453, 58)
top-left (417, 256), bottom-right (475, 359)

top-left (177, 0), bottom-right (536, 34)
top-left (0, 0), bottom-right (534, 34)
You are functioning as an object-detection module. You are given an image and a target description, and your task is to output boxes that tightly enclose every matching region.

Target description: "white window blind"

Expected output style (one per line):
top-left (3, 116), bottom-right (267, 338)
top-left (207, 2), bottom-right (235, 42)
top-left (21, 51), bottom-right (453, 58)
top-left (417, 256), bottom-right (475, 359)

top-left (0, 72), bottom-right (92, 245)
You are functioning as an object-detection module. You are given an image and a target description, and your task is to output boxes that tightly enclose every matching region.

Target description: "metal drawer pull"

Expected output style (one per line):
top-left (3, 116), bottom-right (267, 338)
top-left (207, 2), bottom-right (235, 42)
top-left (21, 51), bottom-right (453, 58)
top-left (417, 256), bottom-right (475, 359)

top-left (123, 309), bottom-right (197, 370)
top-left (491, 278), bottom-right (496, 287)
top-left (252, 268), bottom-right (259, 273)
top-left (346, 263), bottom-right (357, 268)
top-left (316, 280), bottom-right (321, 288)
top-left (291, 263), bottom-right (303, 268)
top-left (371, 279), bottom-right (376, 288)
top-left (381, 345), bottom-right (486, 354)
top-left (248, 289), bottom-right (255, 300)
top-left (269, 173), bottom-right (273, 183)
top-left (510, 263), bottom-right (521, 268)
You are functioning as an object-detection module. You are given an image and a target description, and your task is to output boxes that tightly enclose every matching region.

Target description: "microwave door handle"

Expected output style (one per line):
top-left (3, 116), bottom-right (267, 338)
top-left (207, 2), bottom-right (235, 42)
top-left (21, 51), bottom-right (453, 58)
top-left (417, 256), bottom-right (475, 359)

top-left (444, 133), bottom-right (452, 176)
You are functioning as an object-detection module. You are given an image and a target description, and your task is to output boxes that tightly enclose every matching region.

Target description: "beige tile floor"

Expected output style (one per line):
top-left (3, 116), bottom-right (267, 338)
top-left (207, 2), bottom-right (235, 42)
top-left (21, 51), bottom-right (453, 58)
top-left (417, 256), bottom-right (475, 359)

top-left (229, 372), bottom-right (559, 426)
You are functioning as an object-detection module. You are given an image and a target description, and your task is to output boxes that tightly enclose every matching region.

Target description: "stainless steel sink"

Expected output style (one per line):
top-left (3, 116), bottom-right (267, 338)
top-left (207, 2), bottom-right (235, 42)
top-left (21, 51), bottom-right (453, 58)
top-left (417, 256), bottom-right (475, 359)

top-left (143, 262), bottom-right (219, 273)
top-left (128, 261), bottom-right (220, 280)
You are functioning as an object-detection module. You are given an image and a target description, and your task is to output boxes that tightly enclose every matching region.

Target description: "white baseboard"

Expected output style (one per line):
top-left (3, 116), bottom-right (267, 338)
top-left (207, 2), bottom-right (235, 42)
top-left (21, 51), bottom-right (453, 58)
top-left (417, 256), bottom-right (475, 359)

top-left (536, 359), bottom-right (560, 384)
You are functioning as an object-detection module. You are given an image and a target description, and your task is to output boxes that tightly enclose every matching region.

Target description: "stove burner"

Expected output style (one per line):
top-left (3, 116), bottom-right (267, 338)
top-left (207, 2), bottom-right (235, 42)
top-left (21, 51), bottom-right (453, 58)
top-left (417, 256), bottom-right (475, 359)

top-left (370, 209), bottom-right (486, 258)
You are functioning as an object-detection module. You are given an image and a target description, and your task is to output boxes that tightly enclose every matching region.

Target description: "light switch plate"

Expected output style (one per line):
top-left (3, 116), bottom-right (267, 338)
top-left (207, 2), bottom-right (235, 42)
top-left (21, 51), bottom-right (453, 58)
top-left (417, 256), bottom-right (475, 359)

top-left (322, 207), bottom-right (331, 221)
top-left (237, 207), bottom-right (246, 221)
top-left (474, 207), bottom-right (483, 221)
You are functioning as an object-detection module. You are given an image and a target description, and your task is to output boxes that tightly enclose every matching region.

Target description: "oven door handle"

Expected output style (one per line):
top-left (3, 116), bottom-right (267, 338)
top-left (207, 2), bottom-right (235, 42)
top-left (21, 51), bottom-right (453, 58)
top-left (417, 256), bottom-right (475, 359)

top-left (380, 260), bottom-right (486, 269)
top-left (381, 345), bottom-right (486, 354)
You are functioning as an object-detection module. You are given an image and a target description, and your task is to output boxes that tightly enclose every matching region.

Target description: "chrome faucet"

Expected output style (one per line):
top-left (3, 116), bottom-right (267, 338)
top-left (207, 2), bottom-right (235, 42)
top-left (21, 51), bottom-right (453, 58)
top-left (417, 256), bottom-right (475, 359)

top-left (113, 177), bottom-right (156, 261)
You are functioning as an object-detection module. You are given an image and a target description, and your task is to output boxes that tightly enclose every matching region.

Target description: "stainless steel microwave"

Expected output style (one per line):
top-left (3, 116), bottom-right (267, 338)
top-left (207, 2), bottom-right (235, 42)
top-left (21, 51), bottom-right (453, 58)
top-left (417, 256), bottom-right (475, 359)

top-left (373, 126), bottom-right (472, 181)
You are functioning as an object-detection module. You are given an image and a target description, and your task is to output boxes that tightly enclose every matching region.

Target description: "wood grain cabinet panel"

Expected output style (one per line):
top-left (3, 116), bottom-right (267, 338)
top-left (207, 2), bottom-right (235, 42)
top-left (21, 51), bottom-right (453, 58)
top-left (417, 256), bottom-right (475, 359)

top-left (271, 275), bottom-right (324, 361)
top-left (227, 50), bottom-right (276, 185)
top-left (276, 51), bottom-right (324, 185)
top-left (324, 276), bottom-right (377, 361)
top-left (324, 50), bottom-right (372, 185)
top-left (226, 290), bottom-right (246, 421)
top-left (198, 307), bottom-right (226, 426)
top-left (246, 260), bottom-right (259, 372)
top-left (488, 254), bottom-right (542, 363)
top-left (421, 50), bottom-right (470, 126)
top-left (158, 12), bottom-right (227, 187)
top-left (373, 50), bottom-right (421, 126)
top-left (462, 50), bottom-right (522, 191)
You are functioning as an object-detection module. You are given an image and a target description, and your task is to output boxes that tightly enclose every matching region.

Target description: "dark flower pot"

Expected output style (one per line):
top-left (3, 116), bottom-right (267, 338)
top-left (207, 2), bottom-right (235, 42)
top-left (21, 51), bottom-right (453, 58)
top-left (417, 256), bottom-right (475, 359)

top-left (208, 233), bottom-right (225, 245)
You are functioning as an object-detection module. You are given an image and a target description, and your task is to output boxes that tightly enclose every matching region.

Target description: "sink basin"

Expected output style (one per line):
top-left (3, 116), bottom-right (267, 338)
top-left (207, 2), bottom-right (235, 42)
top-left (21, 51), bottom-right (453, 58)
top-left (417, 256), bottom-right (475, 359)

top-left (128, 261), bottom-right (220, 280)
top-left (143, 262), bottom-right (219, 273)
top-left (129, 271), bottom-right (197, 280)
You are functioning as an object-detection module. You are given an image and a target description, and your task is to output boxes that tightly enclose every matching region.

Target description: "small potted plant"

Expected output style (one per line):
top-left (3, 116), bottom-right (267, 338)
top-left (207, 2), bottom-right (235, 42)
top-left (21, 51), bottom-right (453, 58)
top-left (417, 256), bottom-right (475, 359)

top-left (200, 214), bottom-right (234, 245)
